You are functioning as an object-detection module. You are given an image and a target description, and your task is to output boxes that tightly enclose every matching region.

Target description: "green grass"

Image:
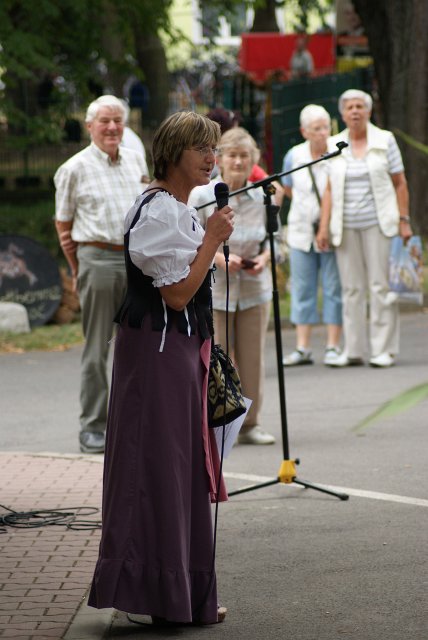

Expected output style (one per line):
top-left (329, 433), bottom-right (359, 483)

top-left (352, 383), bottom-right (428, 432)
top-left (0, 321), bottom-right (83, 353)
top-left (0, 300), bottom-right (290, 353)
top-left (0, 197), bottom-right (425, 352)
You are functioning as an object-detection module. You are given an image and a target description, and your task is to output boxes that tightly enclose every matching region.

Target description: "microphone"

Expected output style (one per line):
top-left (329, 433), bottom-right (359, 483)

top-left (323, 140), bottom-right (349, 159)
top-left (214, 181), bottom-right (229, 209)
top-left (214, 182), bottom-right (230, 258)
top-left (336, 141), bottom-right (349, 151)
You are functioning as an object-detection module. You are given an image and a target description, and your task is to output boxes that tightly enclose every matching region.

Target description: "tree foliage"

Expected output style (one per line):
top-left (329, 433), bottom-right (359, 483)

top-left (200, 0), bottom-right (333, 33)
top-left (0, 0), bottom-right (333, 143)
top-left (2, 0), bottom-right (427, 232)
top-left (251, 0), bottom-right (332, 32)
top-left (0, 0), bottom-right (175, 144)
top-left (0, 0), bottom-right (103, 143)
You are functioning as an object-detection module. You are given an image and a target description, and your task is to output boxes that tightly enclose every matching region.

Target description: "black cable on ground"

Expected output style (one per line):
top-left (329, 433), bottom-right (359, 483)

top-left (0, 503), bottom-right (101, 532)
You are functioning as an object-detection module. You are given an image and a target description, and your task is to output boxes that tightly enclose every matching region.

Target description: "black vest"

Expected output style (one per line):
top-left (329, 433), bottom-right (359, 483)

top-left (115, 190), bottom-right (214, 340)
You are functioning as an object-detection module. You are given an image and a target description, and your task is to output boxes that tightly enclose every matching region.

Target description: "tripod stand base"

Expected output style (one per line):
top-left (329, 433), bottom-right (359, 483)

top-left (228, 459), bottom-right (349, 501)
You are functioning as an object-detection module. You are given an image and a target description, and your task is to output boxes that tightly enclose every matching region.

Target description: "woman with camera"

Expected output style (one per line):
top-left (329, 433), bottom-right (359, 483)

top-left (191, 127), bottom-right (277, 445)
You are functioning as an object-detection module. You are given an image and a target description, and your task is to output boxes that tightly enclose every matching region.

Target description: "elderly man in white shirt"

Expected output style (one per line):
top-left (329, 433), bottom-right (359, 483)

top-left (54, 95), bottom-right (148, 454)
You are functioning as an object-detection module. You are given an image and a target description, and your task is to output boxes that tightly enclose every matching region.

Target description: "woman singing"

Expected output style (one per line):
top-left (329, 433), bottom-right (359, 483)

top-left (88, 111), bottom-right (233, 624)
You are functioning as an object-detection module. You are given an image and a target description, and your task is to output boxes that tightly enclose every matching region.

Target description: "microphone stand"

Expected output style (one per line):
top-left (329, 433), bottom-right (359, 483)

top-left (196, 142), bottom-right (349, 501)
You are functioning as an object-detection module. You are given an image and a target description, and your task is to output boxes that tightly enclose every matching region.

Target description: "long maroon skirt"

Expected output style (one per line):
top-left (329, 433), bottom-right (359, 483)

top-left (88, 317), bottom-right (222, 623)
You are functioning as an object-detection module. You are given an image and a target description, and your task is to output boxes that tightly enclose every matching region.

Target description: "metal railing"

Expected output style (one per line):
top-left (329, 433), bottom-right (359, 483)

top-left (0, 142), bottom-right (86, 189)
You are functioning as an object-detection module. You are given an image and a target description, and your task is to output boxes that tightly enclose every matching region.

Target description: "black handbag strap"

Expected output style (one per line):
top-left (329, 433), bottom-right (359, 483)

top-left (129, 188), bottom-right (170, 230)
top-left (308, 165), bottom-right (322, 206)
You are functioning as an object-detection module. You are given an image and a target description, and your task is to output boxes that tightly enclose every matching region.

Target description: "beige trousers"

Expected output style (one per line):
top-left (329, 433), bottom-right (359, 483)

top-left (77, 245), bottom-right (127, 434)
top-left (213, 301), bottom-right (271, 430)
top-left (335, 226), bottom-right (399, 359)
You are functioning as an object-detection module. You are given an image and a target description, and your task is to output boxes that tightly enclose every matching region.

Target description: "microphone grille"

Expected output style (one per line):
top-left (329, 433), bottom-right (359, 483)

top-left (214, 182), bottom-right (229, 197)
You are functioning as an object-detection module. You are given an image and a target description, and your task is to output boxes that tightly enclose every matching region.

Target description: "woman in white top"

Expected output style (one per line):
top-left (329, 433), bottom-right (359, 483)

top-left (191, 127), bottom-right (278, 446)
top-left (317, 89), bottom-right (412, 367)
top-left (88, 112), bottom-right (233, 625)
top-left (281, 105), bottom-right (343, 367)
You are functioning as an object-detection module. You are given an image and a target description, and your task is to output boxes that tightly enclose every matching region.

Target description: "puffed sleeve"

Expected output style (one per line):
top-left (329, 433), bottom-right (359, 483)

top-left (128, 193), bottom-right (204, 287)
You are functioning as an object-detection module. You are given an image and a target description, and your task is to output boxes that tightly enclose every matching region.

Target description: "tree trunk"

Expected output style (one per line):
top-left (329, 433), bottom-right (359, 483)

top-left (133, 31), bottom-right (170, 129)
top-left (251, 0), bottom-right (280, 32)
top-left (100, 6), bottom-right (127, 97)
top-left (353, 0), bottom-right (428, 234)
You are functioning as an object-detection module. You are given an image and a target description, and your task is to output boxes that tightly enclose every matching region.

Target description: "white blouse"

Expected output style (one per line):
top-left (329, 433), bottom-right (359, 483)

top-left (190, 178), bottom-right (275, 311)
top-left (125, 191), bottom-right (204, 287)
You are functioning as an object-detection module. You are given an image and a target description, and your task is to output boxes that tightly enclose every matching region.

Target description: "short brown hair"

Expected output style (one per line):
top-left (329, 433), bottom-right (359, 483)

top-left (152, 111), bottom-right (221, 180)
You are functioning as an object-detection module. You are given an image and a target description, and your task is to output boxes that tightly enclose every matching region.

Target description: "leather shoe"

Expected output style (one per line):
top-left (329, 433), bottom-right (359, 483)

top-left (79, 431), bottom-right (105, 454)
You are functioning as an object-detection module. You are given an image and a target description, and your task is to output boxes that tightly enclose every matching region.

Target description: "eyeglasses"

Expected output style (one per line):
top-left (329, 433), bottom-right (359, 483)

top-left (188, 146), bottom-right (219, 157)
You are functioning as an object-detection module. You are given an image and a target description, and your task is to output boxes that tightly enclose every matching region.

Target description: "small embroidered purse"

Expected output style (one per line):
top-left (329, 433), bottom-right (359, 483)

top-left (207, 342), bottom-right (246, 428)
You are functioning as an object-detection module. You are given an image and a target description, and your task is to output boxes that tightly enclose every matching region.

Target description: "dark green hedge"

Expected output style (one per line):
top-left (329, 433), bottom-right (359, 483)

top-left (0, 195), bottom-right (62, 261)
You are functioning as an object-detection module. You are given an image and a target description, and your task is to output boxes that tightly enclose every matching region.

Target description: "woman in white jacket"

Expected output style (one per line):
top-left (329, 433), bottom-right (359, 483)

top-left (281, 105), bottom-right (343, 367)
top-left (317, 90), bottom-right (412, 367)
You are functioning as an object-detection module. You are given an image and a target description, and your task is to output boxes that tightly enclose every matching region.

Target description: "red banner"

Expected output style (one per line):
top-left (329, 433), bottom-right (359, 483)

top-left (239, 33), bottom-right (336, 83)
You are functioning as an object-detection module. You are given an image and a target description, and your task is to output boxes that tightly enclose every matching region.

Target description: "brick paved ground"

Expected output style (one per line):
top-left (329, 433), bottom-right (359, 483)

top-left (0, 454), bottom-right (103, 639)
top-left (1, 311), bottom-right (427, 640)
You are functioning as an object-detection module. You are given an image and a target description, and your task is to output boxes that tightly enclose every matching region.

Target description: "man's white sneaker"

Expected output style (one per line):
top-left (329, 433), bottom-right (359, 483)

top-left (369, 353), bottom-right (395, 368)
top-left (282, 348), bottom-right (313, 366)
top-left (237, 426), bottom-right (276, 445)
top-left (323, 346), bottom-right (342, 366)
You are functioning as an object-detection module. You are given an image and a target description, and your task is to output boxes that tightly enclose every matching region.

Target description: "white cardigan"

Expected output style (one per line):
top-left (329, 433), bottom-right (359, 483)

top-left (284, 140), bottom-right (334, 252)
top-left (328, 122), bottom-right (401, 247)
